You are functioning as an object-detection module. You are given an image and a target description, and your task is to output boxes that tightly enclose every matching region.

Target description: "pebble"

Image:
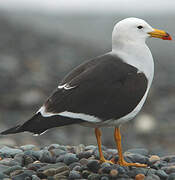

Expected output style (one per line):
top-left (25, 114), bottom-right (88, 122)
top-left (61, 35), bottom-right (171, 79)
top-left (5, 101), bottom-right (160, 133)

top-left (0, 144), bottom-right (175, 179)
top-left (69, 170), bottom-right (81, 179)
top-left (39, 150), bottom-right (53, 163)
top-left (135, 174), bottom-right (145, 180)
top-left (20, 145), bottom-right (37, 151)
top-left (149, 155), bottom-right (160, 164)
top-left (145, 174), bottom-right (160, 180)
top-left (167, 173), bottom-right (175, 180)
top-left (63, 153), bottom-right (79, 165)
top-left (0, 146), bottom-right (23, 157)
top-left (110, 169), bottom-right (118, 178)
top-left (87, 160), bottom-right (101, 173)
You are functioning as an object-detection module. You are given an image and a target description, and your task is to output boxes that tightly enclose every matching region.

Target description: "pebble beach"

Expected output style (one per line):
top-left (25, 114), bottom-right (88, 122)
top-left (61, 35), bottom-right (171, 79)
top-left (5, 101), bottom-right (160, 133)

top-left (0, 144), bottom-right (174, 180)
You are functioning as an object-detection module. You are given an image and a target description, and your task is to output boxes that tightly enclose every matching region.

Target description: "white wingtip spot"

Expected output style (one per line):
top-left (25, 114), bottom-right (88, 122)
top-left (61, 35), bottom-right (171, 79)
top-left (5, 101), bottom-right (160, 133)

top-left (58, 83), bottom-right (75, 90)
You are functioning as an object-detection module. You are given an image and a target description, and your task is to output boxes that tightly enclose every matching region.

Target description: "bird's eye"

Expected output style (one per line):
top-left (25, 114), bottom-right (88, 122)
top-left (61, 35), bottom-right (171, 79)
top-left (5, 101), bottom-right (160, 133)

top-left (137, 25), bottom-right (143, 29)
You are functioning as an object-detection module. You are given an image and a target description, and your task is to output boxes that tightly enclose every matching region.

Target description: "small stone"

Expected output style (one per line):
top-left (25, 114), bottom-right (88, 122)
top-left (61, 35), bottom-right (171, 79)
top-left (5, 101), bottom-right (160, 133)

top-left (85, 145), bottom-right (97, 151)
top-left (79, 158), bottom-right (89, 165)
top-left (53, 175), bottom-right (67, 180)
top-left (24, 155), bottom-right (34, 165)
top-left (155, 169), bottom-right (168, 179)
top-left (126, 153), bottom-right (148, 164)
top-left (82, 170), bottom-right (91, 179)
top-left (100, 166), bottom-right (112, 174)
top-left (0, 146), bottom-right (23, 157)
top-left (145, 174), bottom-right (160, 180)
top-left (87, 160), bottom-right (101, 173)
top-left (69, 162), bottom-right (81, 170)
top-left (69, 170), bottom-right (81, 179)
top-left (14, 153), bottom-right (24, 166)
top-left (75, 144), bottom-right (85, 154)
top-left (50, 149), bottom-right (66, 158)
top-left (63, 153), bottom-right (78, 165)
top-left (53, 170), bottom-right (69, 178)
top-left (110, 169), bottom-right (118, 178)
top-left (43, 168), bottom-right (57, 176)
top-left (31, 175), bottom-right (41, 180)
top-left (127, 168), bottom-right (147, 178)
top-left (0, 164), bottom-right (11, 173)
top-left (163, 165), bottom-right (175, 174)
top-left (149, 155), bottom-right (160, 163)
top-left (0, 158), bottom-right (19, 166)
top-left (55, 166), bottom-right (70, 173)
top-left (4, 165), bottom-right (22, 175)
top-left (37, 162), bottom-right (67, 172)
top-left (48, 144), bottom-right (60, 150)
top-left (0, 173), bottom-right (9, 178)
top-left (20, 145), bottom-right (37, 151)
top-left (88, 173), bottom-right (100, 180)
top-left (125, 148), bottom-right (149, 156)
top-left (135, 174), bottom-right (145, 180)
top-left (167, 173), bottom-right (175, 180)
top-left (101, 176), bottom-right (109, 180)
top-left (10, 170), bottom-right (24, 177)
top-left (77, 151), bottom-right (92, 159)
top-left (39, 150), bottom-right (53, 163)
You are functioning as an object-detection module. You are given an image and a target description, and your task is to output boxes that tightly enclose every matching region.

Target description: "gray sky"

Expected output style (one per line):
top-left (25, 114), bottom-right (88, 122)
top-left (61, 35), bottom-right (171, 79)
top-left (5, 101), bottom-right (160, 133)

top-left (0, 0), bottom-right (175, 15)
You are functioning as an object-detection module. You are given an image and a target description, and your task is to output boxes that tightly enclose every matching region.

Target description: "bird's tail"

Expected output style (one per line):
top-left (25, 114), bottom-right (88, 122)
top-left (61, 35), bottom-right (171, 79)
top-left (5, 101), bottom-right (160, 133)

top-left (1, 113), bottom-right (83, 135)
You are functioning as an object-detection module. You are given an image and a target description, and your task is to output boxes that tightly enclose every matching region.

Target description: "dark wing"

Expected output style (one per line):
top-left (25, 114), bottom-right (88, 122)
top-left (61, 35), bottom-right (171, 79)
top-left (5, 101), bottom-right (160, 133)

top-left (44, 53), bottom-right (148, 121)
top-left (0, 53), bottom-right (148, 135)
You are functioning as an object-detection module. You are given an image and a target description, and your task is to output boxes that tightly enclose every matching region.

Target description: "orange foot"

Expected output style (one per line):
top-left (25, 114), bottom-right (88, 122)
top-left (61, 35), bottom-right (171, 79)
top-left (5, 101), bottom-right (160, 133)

top-left (118, 160), bottom-right (147, 167)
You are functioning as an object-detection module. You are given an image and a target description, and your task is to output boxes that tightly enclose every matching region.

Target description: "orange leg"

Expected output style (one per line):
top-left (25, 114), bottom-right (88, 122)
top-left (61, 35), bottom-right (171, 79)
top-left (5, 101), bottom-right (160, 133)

top-left (114, 127), bottom-right (147, 167)
top-left (95, 128), bottom-right (114, 164)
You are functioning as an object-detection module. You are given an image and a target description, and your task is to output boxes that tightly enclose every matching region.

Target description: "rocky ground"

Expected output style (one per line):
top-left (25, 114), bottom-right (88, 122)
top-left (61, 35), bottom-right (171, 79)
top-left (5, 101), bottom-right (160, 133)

top-left (0, 144), bottom-right (175, 180)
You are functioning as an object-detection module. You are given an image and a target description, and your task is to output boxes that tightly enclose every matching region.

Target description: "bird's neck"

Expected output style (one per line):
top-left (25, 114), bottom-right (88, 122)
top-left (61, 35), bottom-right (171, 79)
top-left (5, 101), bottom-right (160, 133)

top-left (112, 41), bottom-right (154, 85)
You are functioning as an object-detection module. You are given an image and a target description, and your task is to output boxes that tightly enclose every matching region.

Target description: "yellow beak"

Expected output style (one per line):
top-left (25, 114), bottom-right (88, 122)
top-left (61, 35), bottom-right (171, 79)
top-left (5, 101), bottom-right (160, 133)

top-left (148, 28), bottom-right (172, 40)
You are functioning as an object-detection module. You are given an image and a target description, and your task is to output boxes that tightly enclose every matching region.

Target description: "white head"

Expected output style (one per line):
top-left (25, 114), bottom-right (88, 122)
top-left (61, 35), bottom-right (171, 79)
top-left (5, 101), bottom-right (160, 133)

top-left (112, 17), bottom-right (171, 49)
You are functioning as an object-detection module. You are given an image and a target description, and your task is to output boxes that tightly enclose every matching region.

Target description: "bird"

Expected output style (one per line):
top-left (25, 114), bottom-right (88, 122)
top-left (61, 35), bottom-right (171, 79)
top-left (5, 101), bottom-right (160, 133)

top-left (1, 17), bottom-right (172, 167)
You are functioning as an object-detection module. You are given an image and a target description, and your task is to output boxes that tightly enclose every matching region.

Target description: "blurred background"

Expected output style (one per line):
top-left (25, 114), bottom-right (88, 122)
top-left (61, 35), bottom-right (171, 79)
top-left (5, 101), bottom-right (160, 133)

top-left (0, 0), bottom-right (175, 156)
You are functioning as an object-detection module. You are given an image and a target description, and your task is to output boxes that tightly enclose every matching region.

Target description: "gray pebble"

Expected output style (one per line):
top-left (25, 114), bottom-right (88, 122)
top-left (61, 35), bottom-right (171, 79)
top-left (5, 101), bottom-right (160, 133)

top-left (0, 146), bottom-right (23, 157)
top-left (82, 170), bottom-right (91, 179)
top-left (37, 162), bottom-right (67, 172)
top-left (75, 144), bottom-right (85, 154)
top-left (20, 145), bottom-right (36, 151)
top-left (50, 149), bottom-right (66, 158)
top-left (48, 144), bottom-right (60, 150)
top-left (0, 173), bottom-right (9, 178)
top-left (69, 170), bottom-right (81, 179)
top-left (63, 153), bottom-right (78, 165)
top-left (155, 169), bottom-right (168, 179)
top-left (127, 167), bottom-right (148, 178)
top-left (0, 164), bottom-right (10, 173)
top-left (85, 145), bottom-right (97, 151)
top-left (69, 162), bottom-right (81, 170)
top-left (167, 173), bottom-right (175, 180)
top-left (126, 153), bottom-right (148, 164)
top-left (32, 174), bottom-right (41, 180)
top-left (101, 176), bottom-right (109, 180)
top-left (145, 174), bottom-right (160, 180)
top-left (87, 160), bottom-right (101, 173)
top-left (0, 158), bottom-right (19, 166)
top-left (14, 153), bottom-right (24, 166)
top-left (126, 148), bottom-right (149, 156)
top-left (3, 165), bottom-right (22, 175)
top-left (39, 150), bottom-right (53, 163)
top-left (88, 173), bottom-right (100, 180)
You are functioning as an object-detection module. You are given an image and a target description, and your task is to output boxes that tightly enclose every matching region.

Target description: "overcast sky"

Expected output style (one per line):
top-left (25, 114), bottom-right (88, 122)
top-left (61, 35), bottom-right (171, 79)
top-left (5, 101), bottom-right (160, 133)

top-left (0, 0), bottom-right (175, 15)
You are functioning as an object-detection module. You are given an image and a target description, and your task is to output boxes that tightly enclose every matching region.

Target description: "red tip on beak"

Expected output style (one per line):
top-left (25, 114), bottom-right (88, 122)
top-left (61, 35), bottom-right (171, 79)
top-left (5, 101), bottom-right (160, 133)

top-left (162, 32), bottom-right (172, 40)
